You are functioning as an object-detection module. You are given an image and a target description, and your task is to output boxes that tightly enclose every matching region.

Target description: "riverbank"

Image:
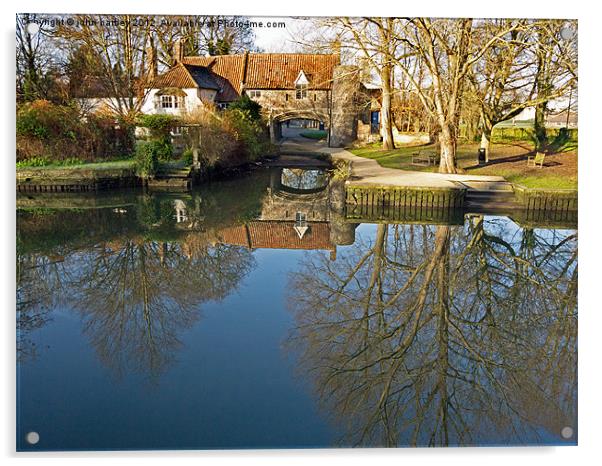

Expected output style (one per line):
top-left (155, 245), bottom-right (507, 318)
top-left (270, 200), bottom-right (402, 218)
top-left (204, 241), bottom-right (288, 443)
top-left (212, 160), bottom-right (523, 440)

top-left (17, 161), bottom-right (140, 193)
top-left (16, 145), bottom-right (577, 218)
top-left (16, 156), bottom-right (279, 193)
top-left (327, 147), bottom-right (507, 188)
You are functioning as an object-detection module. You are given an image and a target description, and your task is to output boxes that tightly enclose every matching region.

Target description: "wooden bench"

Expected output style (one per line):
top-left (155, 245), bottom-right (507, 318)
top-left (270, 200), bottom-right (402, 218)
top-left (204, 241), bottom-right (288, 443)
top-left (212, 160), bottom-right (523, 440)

top-left (527, 152), bottom-right (546, 168)
top-left (411, 151), bottom-right (439, 166)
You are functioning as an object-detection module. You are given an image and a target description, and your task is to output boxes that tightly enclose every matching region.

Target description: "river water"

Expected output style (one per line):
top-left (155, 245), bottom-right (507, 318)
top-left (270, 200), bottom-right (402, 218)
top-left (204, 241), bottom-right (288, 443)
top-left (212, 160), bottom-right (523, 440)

top-left (16, 167), bottom-right (577, 450)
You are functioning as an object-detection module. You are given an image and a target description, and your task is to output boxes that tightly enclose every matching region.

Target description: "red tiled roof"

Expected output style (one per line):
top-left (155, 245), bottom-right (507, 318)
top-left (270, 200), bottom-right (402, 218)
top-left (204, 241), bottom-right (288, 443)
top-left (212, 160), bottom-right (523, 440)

top-left (181, 53), bottom-right (339, 100)
top-left (148, 63), bottom-right (219, 90)
top-left (182, 55), bottom-right (246, 101)
top-left (218, 221), bottom-right (333, 250)
top-left (244, 54), bottom-right (339, 90)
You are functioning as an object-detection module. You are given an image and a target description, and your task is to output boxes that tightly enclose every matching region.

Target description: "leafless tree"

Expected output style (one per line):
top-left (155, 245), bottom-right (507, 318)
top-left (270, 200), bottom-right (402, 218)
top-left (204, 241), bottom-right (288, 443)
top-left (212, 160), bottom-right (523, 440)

top-left (55, 15), bottom-right (153, 118)
top-left (467, 19), bottom-right (577, 159)
top-left (16, 13), bottom-right (63, 101)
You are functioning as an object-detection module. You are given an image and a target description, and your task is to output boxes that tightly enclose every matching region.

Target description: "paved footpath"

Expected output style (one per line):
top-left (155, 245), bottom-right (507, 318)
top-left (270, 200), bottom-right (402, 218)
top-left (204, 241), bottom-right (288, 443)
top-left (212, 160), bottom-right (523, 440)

top-left (324, 147), bottom-right (509, 191)
top-left (278, 136), bottom-right (510, 191)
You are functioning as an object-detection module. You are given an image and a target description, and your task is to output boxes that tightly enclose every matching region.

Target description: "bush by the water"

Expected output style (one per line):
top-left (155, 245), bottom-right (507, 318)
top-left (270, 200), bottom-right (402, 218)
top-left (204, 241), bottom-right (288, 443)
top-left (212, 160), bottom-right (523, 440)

top-left (136, 114), bottom-right (177, 162)
top-left (16, 100), bottom-right (134, 163)
top-left (227, 94), bottom-right (262, 121)
top-left (134, 141), bottom-right (160, 178)
top-left (181, 148), bottom-right (194, 165)
top-left (180, 100), bottom-right (273, 170)
top-left (224, 108), bottom-right (272, 162)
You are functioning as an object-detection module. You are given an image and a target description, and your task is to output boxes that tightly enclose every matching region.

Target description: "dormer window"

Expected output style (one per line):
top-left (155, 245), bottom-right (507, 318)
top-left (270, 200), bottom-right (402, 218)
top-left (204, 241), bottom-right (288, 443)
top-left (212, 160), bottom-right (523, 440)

top-left (295, 84), bottom-right (308, 99)
top-left (295, 71), bottom-right (309, 99)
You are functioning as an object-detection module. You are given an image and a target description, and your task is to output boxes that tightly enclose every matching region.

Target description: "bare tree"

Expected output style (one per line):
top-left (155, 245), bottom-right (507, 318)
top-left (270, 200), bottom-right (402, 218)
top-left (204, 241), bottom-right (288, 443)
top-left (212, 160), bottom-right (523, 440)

top-left (468, 19), bottom-right (577, 159)
top-left (292, 17), bottom-right (398, 150)
top-left (150, 15), bottom-right (257, 69)
top-left (55, 15), bottom-right (153, 118)
top-left (16, 13), bottom-right (63, 102)
top-left (388, 19), bottom-right (523, 173)
top-left (531, 20), bottom-right (577, 150)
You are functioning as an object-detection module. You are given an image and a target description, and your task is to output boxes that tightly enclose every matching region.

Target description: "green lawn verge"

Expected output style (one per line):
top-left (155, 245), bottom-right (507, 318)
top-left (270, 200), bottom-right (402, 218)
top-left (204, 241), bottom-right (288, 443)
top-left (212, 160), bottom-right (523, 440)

top-left (17, 159), bottom-right (136, 171)
top-left (349, 143), bottom-right (435, 170)
top-left (506, 175), bottom-right (577, 190)
top-left (300, 130), bottom-right (327, 140)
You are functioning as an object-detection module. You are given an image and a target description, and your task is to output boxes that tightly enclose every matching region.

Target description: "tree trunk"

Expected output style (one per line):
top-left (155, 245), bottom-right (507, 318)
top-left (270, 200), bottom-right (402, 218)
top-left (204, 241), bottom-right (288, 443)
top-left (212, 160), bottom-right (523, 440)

top-left (380, 64), bottom-right (395, 150)
top-left (466, 116), bottom-right (480, 143)
top-left (438, 126), bottom-right (457, 174)
top-left (534, 103), bottom-right (547, 151)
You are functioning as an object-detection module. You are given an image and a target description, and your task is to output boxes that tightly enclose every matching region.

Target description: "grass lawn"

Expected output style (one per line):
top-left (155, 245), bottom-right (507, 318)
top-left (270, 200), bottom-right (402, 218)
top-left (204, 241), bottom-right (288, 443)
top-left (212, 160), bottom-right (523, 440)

top-left (300, 130), bottom-right (327, 140)
top-left (349, 141), bottom-right (577, 190)
top-left (16, 158), bottom-right (193, 172)
top-left (17, 159), bottom-right (136, 171)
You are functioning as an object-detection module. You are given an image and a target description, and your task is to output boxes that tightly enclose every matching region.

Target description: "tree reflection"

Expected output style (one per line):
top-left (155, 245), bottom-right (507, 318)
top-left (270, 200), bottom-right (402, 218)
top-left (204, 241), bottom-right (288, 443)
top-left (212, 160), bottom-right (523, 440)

top-left (16, 199), bottom-right (256, 379)
top-left (17, 249), bottom-right (68, 360)
top-left (71, 239), bottom-right (254, 379)
top-left (288, 218), bottom-right (577, 446)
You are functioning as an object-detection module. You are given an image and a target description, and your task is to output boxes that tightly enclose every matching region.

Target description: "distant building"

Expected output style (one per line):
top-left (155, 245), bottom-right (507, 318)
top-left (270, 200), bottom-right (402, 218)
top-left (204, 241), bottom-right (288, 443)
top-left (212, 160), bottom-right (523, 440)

top-left (498, 106), bottom-right (578, 129)
top-left (546, 109), bottom-right (578, 128)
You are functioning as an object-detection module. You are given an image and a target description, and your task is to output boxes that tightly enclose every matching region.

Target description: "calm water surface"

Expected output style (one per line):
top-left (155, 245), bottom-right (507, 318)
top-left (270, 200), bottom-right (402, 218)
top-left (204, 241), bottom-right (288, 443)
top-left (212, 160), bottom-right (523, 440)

top-left (16, 168), bottom-right (577, 450)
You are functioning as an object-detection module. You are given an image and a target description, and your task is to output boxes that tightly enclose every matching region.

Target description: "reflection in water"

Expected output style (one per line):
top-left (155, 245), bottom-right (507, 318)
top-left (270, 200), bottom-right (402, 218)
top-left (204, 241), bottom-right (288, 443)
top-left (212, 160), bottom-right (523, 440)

top-left (16, 167), bottom-right (577, 449)
top-left (288, 217), bottom-right (577, 446)
top-left (16, 171), bottom-right (271, 377)
top-left (18, 234), bottom-right (254, 378)
top-left (73, 240), bottom-right (254, 378)
top-left (280, 168), bottom-right (328, 192)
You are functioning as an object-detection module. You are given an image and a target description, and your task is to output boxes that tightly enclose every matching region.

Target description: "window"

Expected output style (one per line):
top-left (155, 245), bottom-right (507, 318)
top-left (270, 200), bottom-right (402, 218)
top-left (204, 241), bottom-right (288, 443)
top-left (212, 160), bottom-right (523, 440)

top-left (217, 102), bottom-right (230, 110)
top-left (295, 83), bottom-right (308, 100)
top-left (294, 212), bottom-right (308, 239)
top-left (160, 95), bottom-right (183, 109)
top-left (295, 70), bottom-right (310, 99)
top-left (248, 90), bottom-right (261, 98)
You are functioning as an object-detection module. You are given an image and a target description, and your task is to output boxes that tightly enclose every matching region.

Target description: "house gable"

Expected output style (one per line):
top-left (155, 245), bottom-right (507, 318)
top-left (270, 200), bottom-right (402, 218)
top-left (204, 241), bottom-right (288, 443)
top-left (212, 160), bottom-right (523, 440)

top-left (295, 71), bottom-right (309, 86)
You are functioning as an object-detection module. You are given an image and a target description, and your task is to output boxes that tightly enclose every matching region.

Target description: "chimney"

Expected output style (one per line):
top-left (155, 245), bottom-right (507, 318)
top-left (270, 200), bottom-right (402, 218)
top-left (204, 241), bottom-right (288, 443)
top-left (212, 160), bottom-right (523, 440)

top-left (240, 50), bottom-right (250, 92)
top-left (357, 56), bottom-right (371, 83)
top-left (146, 39), bottom-right (157, 80)
top-left (332, 39), bottom-right (342, 64)
top-left (174, 38), bottom-right (185, 64)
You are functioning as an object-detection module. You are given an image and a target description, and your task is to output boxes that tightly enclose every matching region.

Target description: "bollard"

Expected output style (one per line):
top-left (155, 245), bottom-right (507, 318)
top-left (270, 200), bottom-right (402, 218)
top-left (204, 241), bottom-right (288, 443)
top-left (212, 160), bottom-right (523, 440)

top-left (478, 148), bottom-right (486, 165)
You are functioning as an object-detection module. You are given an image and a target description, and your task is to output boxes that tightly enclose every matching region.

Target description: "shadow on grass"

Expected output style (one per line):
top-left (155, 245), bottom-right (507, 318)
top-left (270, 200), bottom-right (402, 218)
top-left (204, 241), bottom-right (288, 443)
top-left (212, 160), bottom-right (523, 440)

top-left (546, 128), bottom-right (578, 153)
top-left (464, 154), bottom-right (529, 170)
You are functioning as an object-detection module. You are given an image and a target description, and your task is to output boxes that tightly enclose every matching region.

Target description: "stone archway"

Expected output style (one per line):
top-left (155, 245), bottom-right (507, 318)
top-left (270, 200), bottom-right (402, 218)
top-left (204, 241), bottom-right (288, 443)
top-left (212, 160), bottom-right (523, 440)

top-left (269, 110), bottom-right (330, 145)
top-left (267, 65), bottom-right (362, 148)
